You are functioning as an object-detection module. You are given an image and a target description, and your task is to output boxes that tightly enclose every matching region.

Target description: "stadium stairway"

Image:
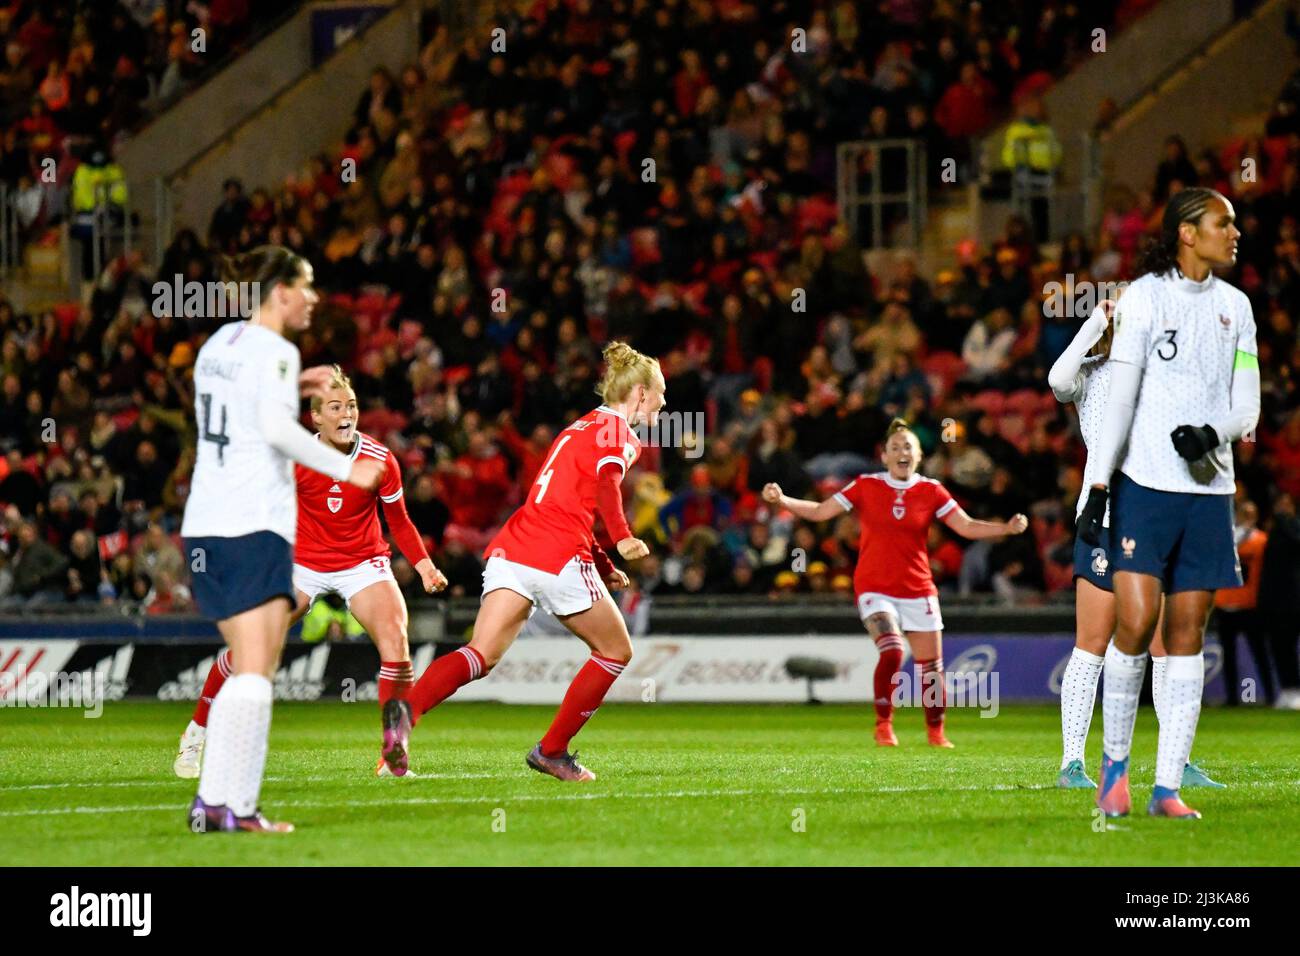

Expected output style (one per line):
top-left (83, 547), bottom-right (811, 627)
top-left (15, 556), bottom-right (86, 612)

top-left (1101, 0), bottom-right (1300, 192)
top-left (157, 0), bottom-right (497, 257)
top-left (920, 0), bottom-right (1242, 265)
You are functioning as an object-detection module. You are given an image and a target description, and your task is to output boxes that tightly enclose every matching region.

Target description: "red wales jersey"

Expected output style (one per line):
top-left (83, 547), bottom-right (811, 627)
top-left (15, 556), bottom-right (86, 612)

top-left (833, 472), bottom-right (957, 599)
top-left (487, 406), bottom-right (641, 574)
top-left (295, 432), bottom-right (403, 572)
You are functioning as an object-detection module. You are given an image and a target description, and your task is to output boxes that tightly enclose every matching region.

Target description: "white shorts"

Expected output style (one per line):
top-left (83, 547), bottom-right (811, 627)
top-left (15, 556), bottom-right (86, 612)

top-left (294, 555), bottom-right (395, 608)
top-left (856, 591), bottom-right (944, 632)
top-left (482, 555), bottom-right (607, 617)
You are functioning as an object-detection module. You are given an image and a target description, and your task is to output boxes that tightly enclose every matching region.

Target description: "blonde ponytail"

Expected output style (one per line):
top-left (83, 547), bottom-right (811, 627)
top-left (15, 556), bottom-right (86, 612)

top-left (597, 341), bottom-right (664, 404)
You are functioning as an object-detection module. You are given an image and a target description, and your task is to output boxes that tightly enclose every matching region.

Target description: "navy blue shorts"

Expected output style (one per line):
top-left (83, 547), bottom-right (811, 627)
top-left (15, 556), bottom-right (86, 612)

top-left (1072, 532), bottom-right (1113, 592)
top-left (1108, 471), bottom-right (1242, 593)
top-left (184, 531), bottom-right (294, 621)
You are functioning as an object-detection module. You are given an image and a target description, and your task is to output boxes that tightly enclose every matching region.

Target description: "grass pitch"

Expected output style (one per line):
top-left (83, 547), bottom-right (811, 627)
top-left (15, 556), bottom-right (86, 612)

top-left (1, 701), bottom-right (1295, 866)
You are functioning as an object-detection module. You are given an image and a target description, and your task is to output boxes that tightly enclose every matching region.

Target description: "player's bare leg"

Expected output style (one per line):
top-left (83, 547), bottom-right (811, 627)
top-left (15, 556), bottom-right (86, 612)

top-left (864, 611), bottom-right (905, 746)
top-left (1057, 579), bottom-right (1115, 787)
top-left (288, 590), bottom-right (311, 626)
top-left (407, 587), bottom-right (530, 748)
top-left (349, 579), bottom-right (416, 776)
top-left (526, 596), bottom-right (632, 781)
top-left (190, 596), bottom-right (295, 834)
top-left (176, 589), bottom-right (309, 779)
top-left (1096, 571), bottom-right (1161, 816)
top-left (905, 629), bottom-right (951, 748)
top-left (1146, 590), bottom-right (1214, 818)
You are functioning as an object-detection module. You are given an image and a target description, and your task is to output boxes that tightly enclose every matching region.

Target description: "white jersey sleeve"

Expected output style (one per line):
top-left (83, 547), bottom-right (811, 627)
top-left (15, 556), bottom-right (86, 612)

top-left (1073, 358), bottom-right (1114, 526)
top-left (1208, 296), bottom-right (1261, 444)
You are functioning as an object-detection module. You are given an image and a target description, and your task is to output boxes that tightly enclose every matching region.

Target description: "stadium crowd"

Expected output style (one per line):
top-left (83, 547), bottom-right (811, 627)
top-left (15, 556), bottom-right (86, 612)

top-left (0, 0), bottom-right (291, 254)
top-left (0, 0), bottom-right (1297, 697)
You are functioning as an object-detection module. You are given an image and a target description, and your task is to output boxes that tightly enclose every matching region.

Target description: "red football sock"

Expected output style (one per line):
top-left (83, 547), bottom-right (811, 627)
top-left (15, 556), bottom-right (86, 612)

top-left (378, 660), bottom-right (413, 707)
top-left (916, 657), bottom-right (946, 727)
top-left (873, 632), bottom-right (905, 723)
top-left (192, 649), bottom-right (232, 728)
top-left (540, 654), bottom-right (626, 757)
top-left (408, 646), bottom-right (484, 722)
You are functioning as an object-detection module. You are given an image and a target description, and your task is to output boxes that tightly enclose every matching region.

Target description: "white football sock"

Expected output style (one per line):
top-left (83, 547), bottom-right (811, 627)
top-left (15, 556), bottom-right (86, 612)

top-left (1101, 644), bottom-right (1146, 761)
top-left (196, 673), bottom-right (273, 817)
top-left (1150, 654), bottom-right (1167, 724)
top-left (1060, 646), bottom-right (1104, 769)
top-left (1155, 654), bottom-right (1204, 791)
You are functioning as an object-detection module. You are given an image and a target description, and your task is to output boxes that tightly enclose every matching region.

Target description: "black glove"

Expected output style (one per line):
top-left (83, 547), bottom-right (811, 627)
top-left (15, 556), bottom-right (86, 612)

top-left (1170, 423), bottom-right (1219, 462)
top-left (1078, 486), bottom-right (1109, 546)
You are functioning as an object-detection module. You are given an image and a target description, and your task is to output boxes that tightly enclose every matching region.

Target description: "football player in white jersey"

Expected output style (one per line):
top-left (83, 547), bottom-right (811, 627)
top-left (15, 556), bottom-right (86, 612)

top-left (1079, 188), bottom-right (1260, 820)
top-left (1049, 299), bottom-right (1224, 791)
top-left (180, 246), bottom-right (384, 833)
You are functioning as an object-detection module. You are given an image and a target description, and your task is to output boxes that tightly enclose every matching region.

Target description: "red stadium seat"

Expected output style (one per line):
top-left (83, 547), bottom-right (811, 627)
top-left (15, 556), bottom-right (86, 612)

top-left (971, 390), bottom-right (1006, 415)
top-left (1005, 389), bottom-right (1041, 414)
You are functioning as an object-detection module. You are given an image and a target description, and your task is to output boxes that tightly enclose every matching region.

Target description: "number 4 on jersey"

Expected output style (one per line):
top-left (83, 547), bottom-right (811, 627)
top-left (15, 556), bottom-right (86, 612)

top-left (199, 392), bottom-right (231, 463)
top-left (534, 434), bottom-right (573, 504)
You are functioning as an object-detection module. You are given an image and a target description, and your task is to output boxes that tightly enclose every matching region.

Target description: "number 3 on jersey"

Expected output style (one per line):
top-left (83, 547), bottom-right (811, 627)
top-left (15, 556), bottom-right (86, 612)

top-left (534, 434), bottom-right (573, 504)
top-left (199, 392), bottom-right (231, 463)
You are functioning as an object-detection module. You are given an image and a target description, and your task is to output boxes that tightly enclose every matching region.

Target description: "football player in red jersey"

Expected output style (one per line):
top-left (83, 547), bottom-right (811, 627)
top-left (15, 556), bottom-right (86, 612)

top-left (174, 366), bottom-right (447, 779)
top-left (763, 418), bottom-right (1028, 748)
top-left (403, 342), bottom-right (661, 781)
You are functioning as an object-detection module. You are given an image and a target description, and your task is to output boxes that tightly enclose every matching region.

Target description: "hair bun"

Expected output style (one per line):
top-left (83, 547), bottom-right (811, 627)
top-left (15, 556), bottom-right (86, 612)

top-left (602, 341), bottom-right (638, 372)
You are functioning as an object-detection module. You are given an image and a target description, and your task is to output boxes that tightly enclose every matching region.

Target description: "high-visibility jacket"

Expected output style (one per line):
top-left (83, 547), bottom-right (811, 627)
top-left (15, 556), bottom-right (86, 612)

top-left (1000, 120), bottom-right (1062, 172)
top-left (71, 162), bottom-right (128, 212)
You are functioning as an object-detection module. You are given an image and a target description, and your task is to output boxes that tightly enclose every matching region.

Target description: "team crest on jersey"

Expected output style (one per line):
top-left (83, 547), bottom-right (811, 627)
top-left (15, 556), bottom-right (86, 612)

top-left (623, 442), bottom-right (636, 465)
top-left (1121, 536), bottom-right (1136, 558)
top-left (1090, 547), bottom-right (1109, 577)
top-left (278, 360), bottom-right (288, 379)
top-left (327, 496), bottom-right (342, 513)
top-left (1219, 314), bottom-right (1231, 330)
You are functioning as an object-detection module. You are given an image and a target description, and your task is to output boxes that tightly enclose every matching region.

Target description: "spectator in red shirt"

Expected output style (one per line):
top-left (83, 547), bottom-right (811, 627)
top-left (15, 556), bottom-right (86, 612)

top-left (1264, 410), bottom-right (1300, 499)
top-left (660, 465), bottom-right (734, 540)
top-left (934, 62), bottom-right (996, 141)
top-left (673, 50), bottom-right (710, 118)
top-left (440, 430), bottom-right (513, 533)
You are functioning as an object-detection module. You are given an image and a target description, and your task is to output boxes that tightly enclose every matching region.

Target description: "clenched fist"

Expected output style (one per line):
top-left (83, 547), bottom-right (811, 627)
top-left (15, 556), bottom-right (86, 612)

top-left (616, 536), bottom-right (650, 561)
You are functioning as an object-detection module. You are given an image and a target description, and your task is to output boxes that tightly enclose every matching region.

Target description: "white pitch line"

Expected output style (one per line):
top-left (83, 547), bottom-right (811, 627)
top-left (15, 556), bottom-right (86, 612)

top-left (5, 779), bottom-right (1295, 819)
top-left (3, 778), bottom-right (1296, 820)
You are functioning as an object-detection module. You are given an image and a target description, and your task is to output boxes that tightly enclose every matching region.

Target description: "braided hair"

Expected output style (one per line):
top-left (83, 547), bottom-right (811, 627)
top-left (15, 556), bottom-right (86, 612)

top-left (1133, 187), bottom-right (1227, 279)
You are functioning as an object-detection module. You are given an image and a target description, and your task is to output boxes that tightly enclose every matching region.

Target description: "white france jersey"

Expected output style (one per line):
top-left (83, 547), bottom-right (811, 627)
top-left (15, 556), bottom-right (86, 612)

top-left (180, 321), bottom-right (301, 543)
top-left (1074, 356), bottom-right (1113, 526)
top-left (1108, 270), bottom-right (1256, 494)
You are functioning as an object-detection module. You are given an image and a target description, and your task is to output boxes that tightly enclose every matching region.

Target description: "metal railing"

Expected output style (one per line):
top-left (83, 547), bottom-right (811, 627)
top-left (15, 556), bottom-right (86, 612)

top-left (974, 131), bottom-right (1102, 242)
top-left (0, 181), bottom-right (17, 279)
top-left (836, 138), bottom-right (928, 249)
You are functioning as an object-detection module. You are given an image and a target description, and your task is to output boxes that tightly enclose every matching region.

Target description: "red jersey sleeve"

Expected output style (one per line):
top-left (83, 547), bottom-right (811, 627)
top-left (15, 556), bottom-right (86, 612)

top-left (832, 475), bottom-right (865, 513)
top-left (377, 452), bottom-right (404, 504)
top-left (930, 481), bottom-right (958, 520)
top-left (595, 461), bottom-right (632, 541)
